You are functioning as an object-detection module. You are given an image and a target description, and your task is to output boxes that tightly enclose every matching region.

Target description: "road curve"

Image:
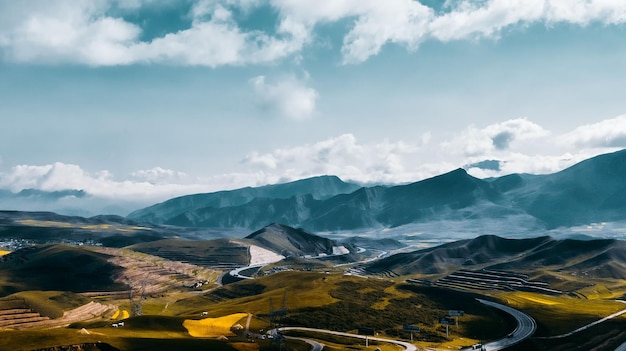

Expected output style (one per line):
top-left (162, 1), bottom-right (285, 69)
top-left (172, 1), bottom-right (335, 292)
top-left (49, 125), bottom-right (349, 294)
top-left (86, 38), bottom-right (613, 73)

top-left (284, 336), bottom-right (325, 351)
top-left (477, 299), bottom-right (537, 351)
top-left (277, 326), bottom-right (417, 351)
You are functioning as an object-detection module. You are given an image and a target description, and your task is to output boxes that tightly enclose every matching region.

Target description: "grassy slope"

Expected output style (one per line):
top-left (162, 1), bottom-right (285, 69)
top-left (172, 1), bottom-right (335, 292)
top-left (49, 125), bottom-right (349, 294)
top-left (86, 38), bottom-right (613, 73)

top-left (129, 238), bottom-right (249, 266)
top-left (0, 328), bottom-right (244, 351)
top-left (494, 291), bottom-right (626, 336)
top-left (0, 244), bottom-right (128, 297)
top-left (173, 271), bottom-right (514, 344)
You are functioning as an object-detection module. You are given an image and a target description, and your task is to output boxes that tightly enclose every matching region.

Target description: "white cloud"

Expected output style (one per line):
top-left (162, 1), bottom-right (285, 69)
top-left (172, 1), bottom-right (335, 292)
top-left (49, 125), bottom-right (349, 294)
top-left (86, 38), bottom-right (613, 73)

top-left (2, 1), bottom-right (626, 66)
top-left (250, 74), bottom-right (318, 120)
top-left (558, 115), bottom-right (626, 148)
top-left (130, 167), bottom-right (188, 185)
top-left (465, 152), bottom-right (592, 179)
top-left (0, 1), bottom-right (140, 65)
top-left (338, 0), bottom-right (433, 64)
top-left (443, 118), bottom-right (551, 157)
top-left (270, 0), bottom-right (434, 64)
top-left (242, 133), bottom-right (426, 184)
top-left (0, 162), bottom-right (197, 201)
top-left (0, 0), bottom-right (304, 66)
top-left (1, 116), bottom-right (624, 211)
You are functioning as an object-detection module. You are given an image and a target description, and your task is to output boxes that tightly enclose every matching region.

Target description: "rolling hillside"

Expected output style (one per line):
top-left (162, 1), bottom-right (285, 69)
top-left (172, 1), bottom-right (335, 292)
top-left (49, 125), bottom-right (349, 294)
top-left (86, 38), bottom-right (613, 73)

top-left (364, 235), bottom-right (626, 279)
top-left (0, 244), bottom-right (128, 296)
top-left (129, 223), bottom-right (353, 267)
top-left (128, 148), bottom-right (626, 232)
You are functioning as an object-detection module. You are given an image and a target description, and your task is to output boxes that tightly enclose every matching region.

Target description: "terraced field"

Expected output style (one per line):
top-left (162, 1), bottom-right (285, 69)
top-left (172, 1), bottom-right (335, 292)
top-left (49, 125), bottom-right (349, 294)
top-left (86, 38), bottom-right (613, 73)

top-left (0, 297), bottom-right (114, 330)
top-left (90, 247), bottom-right (220, 295)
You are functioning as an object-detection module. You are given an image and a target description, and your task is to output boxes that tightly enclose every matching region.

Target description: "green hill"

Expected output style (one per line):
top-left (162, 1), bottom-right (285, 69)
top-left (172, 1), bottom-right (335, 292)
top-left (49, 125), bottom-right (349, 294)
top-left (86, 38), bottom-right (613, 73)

top-left (0, 244), bottom-right (128, 296)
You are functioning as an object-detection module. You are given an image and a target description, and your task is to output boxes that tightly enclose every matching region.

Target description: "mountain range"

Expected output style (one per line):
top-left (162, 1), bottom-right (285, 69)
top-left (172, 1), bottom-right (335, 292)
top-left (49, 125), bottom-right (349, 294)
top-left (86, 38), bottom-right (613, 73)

top-left (128, 149), bottom-right (626, 232)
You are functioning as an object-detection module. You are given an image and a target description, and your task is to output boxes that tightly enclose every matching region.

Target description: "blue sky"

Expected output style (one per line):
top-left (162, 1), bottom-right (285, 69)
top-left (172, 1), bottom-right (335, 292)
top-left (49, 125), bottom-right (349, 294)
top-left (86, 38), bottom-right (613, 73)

top-left (1, 0), bottom-right (626, 212)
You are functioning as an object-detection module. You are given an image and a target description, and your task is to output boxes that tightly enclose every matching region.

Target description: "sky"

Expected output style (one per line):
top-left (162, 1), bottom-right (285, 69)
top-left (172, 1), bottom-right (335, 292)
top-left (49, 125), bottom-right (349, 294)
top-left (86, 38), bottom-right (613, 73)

top-left (1, 0), bottom-right (626, 213)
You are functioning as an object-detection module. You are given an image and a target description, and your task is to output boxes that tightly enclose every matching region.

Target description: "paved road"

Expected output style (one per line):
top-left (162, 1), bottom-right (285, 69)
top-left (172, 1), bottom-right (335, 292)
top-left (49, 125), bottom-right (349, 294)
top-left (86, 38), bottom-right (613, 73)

top-left (276, 326), bottom-right (417, 351)
top-left (229, 263), bottom-right (265, 279)
top-left (284, 336), bottom-right (325, 351)
top-left (476, 299), bottom-right (537, 351)
top-left (545, 307), bottom-right (626, 339)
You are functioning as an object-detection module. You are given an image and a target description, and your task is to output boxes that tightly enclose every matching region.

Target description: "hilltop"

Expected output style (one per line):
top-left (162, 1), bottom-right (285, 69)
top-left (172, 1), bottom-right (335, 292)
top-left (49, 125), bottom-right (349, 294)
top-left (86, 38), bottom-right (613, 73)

top-left (245, 223), bottom-right (349, 257)
top-left (0, 244), bottom-right (128, 296)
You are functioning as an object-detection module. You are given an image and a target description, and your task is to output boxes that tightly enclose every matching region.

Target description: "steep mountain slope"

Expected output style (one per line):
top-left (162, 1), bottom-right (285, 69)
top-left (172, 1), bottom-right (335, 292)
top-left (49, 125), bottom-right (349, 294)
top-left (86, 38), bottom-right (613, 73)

top-left (364, 235), bottom-right (626, 279)
top-left (132, 169), bottom-right (511, 231)
top-left (509, 148), bottom-right (626, 228)
top-left (127, 175), bottom-right (360, 224)
top-left (244, 223), bottom-right (341, 257)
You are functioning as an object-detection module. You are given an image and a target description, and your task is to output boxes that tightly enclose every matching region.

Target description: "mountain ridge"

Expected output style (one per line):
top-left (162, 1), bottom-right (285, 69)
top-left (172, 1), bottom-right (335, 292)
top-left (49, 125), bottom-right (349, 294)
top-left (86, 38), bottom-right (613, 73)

top-left (127, 149), bottom-right (626, 232)
top-left (364, 234), bottom-right (626, 280)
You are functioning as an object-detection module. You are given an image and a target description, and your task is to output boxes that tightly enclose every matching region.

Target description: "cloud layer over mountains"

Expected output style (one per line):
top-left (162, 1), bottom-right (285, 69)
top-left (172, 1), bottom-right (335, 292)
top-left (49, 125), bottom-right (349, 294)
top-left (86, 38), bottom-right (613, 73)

top-left (1, 116), bottom-right (626, 214)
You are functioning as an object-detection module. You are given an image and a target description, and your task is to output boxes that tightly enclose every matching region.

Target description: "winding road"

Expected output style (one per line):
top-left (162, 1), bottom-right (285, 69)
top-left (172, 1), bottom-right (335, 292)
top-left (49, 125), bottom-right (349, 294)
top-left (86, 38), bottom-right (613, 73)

top-left (276, 326), bottom-right (417, 351)
top-left (476, 299), bottom-right (537, 351)
top-left (284, 336), bottom-right (325, 351)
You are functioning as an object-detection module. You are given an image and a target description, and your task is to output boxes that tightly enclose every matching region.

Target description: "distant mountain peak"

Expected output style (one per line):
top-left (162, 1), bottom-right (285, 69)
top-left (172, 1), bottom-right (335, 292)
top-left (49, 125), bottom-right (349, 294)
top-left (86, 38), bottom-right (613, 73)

top-left (127, 148), bottom-right (626, 232)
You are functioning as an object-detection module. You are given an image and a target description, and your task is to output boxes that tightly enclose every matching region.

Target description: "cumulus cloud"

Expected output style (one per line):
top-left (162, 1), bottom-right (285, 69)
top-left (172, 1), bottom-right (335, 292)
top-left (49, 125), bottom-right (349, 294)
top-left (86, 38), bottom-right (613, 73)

top-left (558, 115), bottom-right (626, 148)
top-left (0, 162), bottom-right (202, 202)
top-left (1, 1), bottom-right (626, 66)
top-left (250, 74), bottom-right (318, 120)
top-left (271, 0), bottom-right (434, 63)
top-left (464, 150), bottom-right (608, 179)
top-left (242, 133), bottom-right (429, 184)
top-left (0, 0), bottom-right (304, 66)
top-left (443, 118), bottom-right (551, 157)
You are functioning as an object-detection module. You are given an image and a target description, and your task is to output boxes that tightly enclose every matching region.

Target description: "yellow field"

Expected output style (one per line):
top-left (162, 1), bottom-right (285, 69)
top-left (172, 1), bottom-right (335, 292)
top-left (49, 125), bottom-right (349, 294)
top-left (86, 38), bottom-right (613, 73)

top-left (110, 309), bottom-right (129, 319)
top-left (183, 313), bottom-right (248, 337)
top-left (0, 250), bottom-right (11, 257)
top-left (515, 293), bottom-right (561, 305)
top-left (16, 219), bottom-right (151, 232)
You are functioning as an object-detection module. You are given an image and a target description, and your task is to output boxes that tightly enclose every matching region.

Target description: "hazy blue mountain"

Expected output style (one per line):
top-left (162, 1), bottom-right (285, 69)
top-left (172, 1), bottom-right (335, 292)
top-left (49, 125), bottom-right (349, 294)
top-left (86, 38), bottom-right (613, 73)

top-left (135, 168), bottom-right (515, 231)
top-left (127, 175), bottom-right (361, 224)
top-left (0, 188), bottom-right (144, 217)
top-left (128, 149), bottom-right (626, 232)
top-left (507, 148), bottom-right (626, 228)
